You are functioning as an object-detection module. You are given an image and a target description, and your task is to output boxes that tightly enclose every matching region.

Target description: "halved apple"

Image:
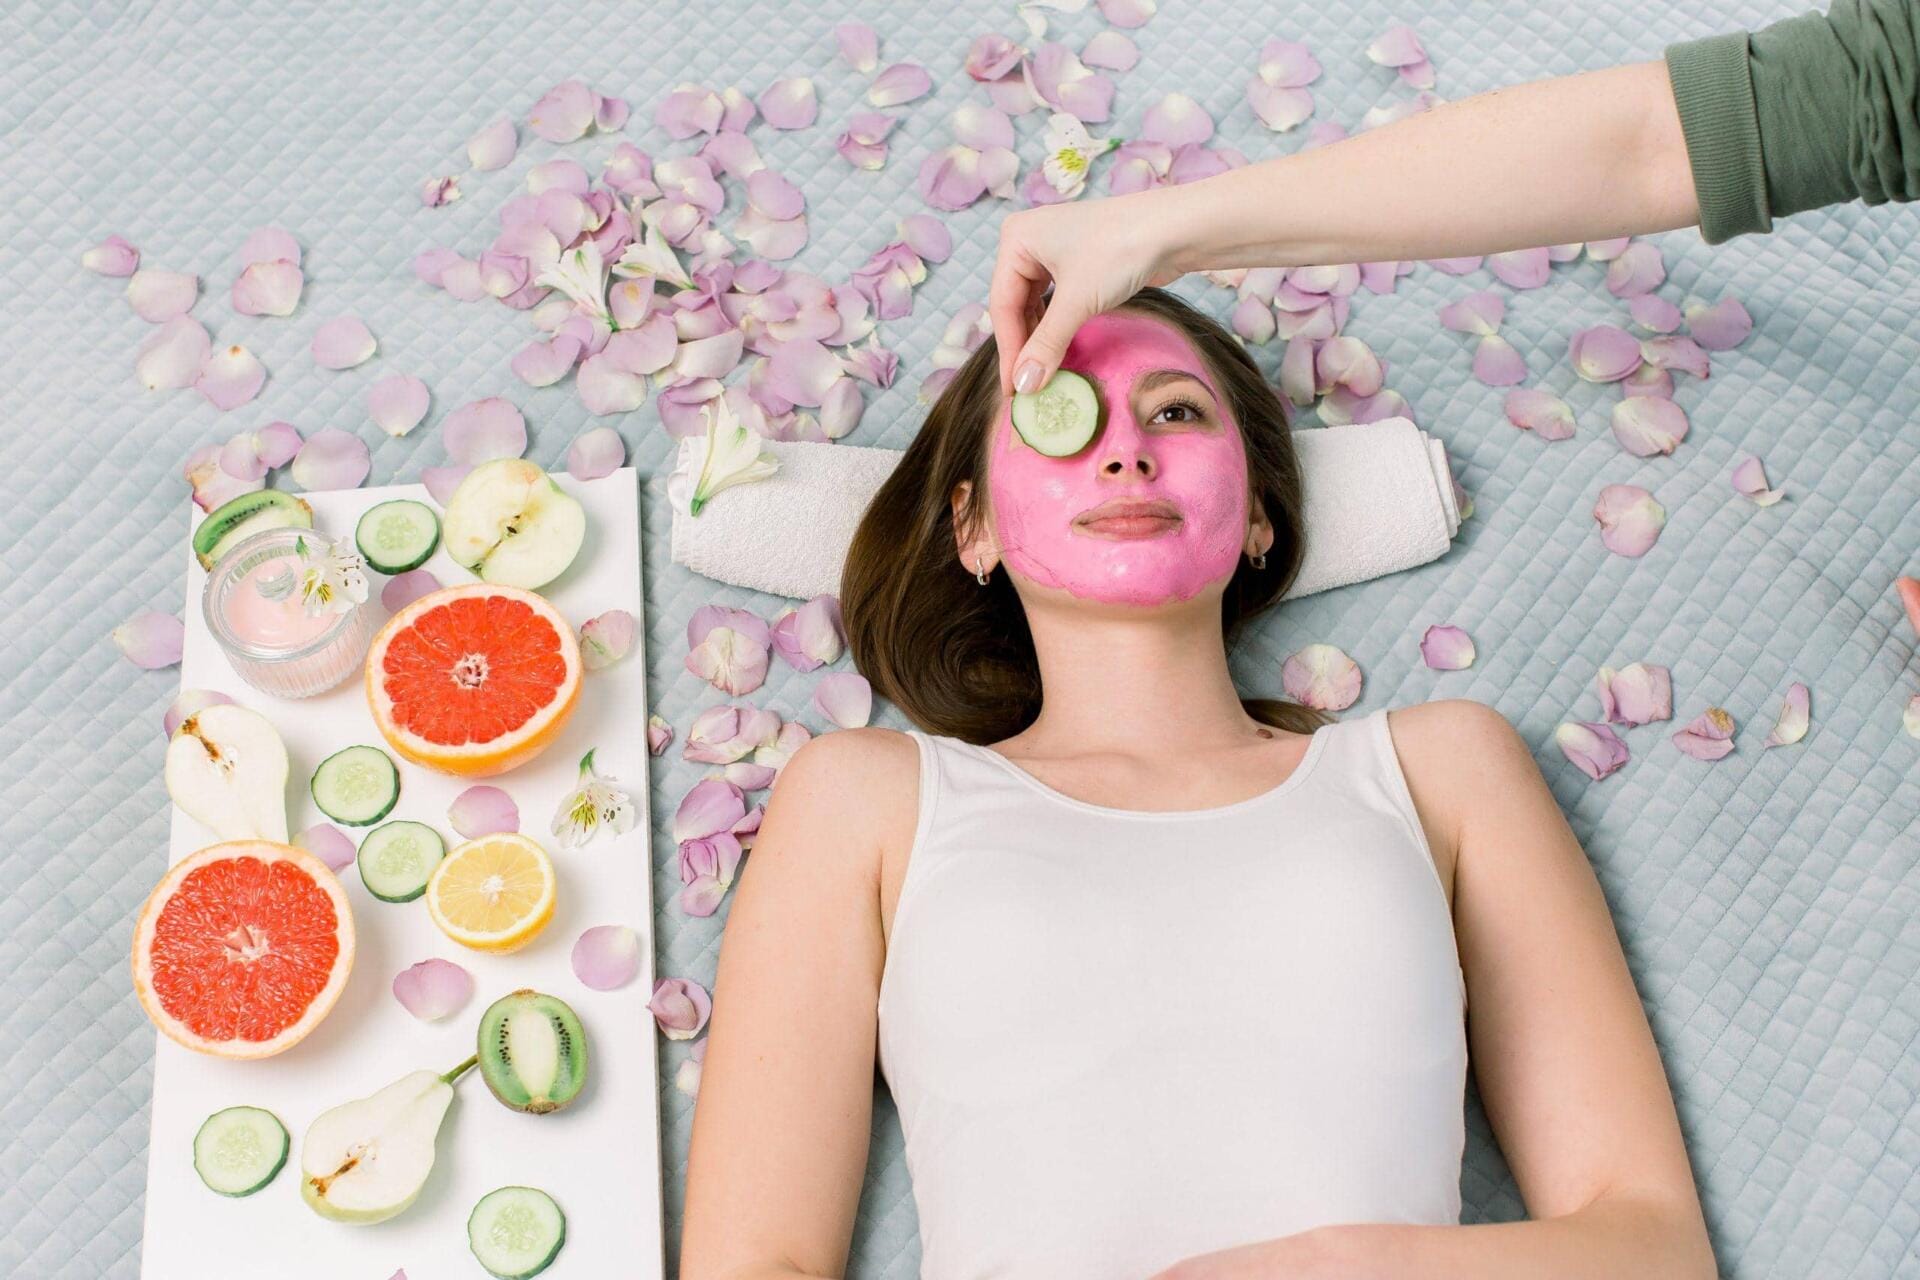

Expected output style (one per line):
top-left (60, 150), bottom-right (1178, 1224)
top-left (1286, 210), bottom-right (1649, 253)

top-left (163, 703), bottom-right (290, 842)
top-left (439, 459), bottom-right (586, 591)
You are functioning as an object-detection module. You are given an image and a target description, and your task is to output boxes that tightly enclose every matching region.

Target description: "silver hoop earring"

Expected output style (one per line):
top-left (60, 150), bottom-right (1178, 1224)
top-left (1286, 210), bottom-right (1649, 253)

top-left (974, 554), bottom-right (991, 585)
top-left (1249, 551), bottom-right (1267, 570)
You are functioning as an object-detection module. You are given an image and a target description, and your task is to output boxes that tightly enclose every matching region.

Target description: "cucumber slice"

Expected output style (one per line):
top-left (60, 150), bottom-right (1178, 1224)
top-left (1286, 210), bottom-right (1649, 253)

top-left (355, 499), bottom-right (440, 574)
top-left (468, 1185), bottom-right (566, 1279)
top-left (311, 746), bottom-right (400, 827)
top-left (356, 820), bottom-right (445, 902)
top-left (192, 1105), bottom-right (288, 1197)
top-left (1010, 368), bottom-right (1099, 457)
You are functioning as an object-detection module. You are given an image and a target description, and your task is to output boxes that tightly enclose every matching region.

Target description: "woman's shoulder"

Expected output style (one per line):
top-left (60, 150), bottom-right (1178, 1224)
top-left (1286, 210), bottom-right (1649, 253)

top-left (776, 726), bottom-right (923, 859)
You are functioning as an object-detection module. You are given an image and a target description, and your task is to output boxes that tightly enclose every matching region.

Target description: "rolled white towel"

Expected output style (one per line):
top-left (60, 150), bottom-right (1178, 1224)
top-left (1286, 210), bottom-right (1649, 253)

top-left (667, 416), bottom-right (1459, 602)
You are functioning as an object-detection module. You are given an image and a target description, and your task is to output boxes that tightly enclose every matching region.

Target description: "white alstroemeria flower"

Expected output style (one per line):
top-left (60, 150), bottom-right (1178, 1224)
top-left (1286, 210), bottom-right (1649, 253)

top-left (612, 219), bottom-right (693, 289)
top-left (1041, 112), bottom-right (1119, 199)
top-left (666, 395), bottom-right (780, 517)
top-left (293, 534), bottom-right (369, 616)
top-left (551, 748), bottom-right (638, 850)
top-left (535, 240), bottom-right (612, 324)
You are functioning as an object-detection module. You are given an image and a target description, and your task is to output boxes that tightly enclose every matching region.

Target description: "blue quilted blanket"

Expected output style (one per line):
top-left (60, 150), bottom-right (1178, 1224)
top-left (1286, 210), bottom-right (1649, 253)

top-left (2, 1), bottom-right (1916, 1277)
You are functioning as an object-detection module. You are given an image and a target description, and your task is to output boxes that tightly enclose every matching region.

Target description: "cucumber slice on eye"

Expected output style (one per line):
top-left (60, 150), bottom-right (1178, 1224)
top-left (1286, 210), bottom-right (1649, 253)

top-left (356, 820), bottom-right (445, 902)
top-left (192, 1105), bottom-right (289, 1197)
top-left (468, 1185), bottom-right (566, 1279)
top-left (311, 745), bottom-right (400, 827)
top-left (1011, 368), bottom-right (1099, 457)
top-left (355, 499), bottom-right (441, 574)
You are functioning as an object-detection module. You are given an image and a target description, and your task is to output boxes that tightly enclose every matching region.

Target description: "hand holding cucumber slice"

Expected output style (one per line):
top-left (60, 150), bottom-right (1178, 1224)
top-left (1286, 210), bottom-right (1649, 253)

top-left (1011, 367), bottom-right (1099, 456)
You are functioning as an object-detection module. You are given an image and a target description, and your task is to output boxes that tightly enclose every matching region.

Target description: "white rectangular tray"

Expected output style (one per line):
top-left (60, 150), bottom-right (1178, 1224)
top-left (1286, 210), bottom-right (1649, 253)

top-left (140, 467), bottom-right (664, 1280)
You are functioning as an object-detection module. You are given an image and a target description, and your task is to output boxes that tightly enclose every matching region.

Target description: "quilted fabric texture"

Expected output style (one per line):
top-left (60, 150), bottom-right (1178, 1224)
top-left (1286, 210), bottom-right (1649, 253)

top-left (2, 1), bottom-right (1917, 1277)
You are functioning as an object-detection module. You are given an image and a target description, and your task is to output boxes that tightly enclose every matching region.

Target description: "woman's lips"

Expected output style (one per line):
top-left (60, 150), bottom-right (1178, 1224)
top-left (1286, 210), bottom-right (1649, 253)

top-left (1076, 514), bottom-right (1183, 538)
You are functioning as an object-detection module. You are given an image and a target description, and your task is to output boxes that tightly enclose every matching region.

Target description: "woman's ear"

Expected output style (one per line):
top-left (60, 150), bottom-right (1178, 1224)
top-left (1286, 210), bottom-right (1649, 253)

top-left (952, 480), bottom-right (995, 574)
top-left (1247, 490), bottom-right (1276, 559)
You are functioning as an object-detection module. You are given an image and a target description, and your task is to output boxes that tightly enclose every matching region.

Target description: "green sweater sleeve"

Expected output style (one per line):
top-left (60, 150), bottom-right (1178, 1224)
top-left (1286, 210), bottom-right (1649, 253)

top-left (1664, 0), bottom-right (1920, 243)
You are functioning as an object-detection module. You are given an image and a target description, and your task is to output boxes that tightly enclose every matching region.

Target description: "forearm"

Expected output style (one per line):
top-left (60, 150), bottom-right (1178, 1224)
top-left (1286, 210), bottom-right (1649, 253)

top-left (1156, 60), bottom-right (1699, 271)
top-left (1301, 1192), bottom-right (1716, 1280)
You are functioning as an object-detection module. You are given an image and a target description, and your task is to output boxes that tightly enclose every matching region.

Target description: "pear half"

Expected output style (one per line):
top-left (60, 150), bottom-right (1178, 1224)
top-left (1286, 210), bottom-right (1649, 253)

top-left (440, 458), bottom-right (586, 591)
top-left (300, 1068), bottom-right (455, 1224)
top-left (163, 703), bottom-right (290, 843)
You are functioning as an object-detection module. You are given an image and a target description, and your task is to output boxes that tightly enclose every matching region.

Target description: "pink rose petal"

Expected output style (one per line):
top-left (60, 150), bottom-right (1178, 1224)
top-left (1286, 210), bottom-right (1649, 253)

top-left (758, 77), bottom-right (818, 129)
top-left (467, 115), bottom-right (517, 170)
top-left (295, 822), bottom-right (357, 872)
top-left (112, 610), bottom-right (183, 669)
top-left (1672, 707), bottom-right (1736, 761)
top-left (1604, 241), bottom-right (1666, 298)
top-left (530, 79), bottom-right (596, 143)
top-left (649, 976), bottom-right (712, 1039)
top-left (182, 443), bottom-right (261, 512)
top-left (1141, 92), bottom-right (1213, 147)
top-left (1730, 453), bottom-right (1786, 506)
top-left (382, 568), bottom-right (442, 611)
top-left (422, 464), bottom-right (472, 506)
top-left (1248, 80), bottom-right (1315, 132)
top-left (1592, 483), bottom-right (1665, 557)
top-left (1504, 387), bottom-right (1576, 440)
top-left (1426, 255), bottom-right (1483, 276)
top-left (1641, 335), bottom-right (1710, 380)
top-left (1585, 237), bottom-right (1631, 261)
top-left (310, 316), bottom-right (376, 370)
top-left (813, 671), bottom-right (873, 728)
top-left (511, 334), bottom-right (584, 388)
top-left (573, 925), bottom-right (643, 991)
top-left (420, 175), bottom-right (462, 207)
top-left (238, 227), bottom-right (301, 268)
top-left (1554, 721), bottom-right (1629, 781)
top-left (136, 315), bottom-right (211, 390)
top-left (656, 83), bottom-right (724, 140)
top-left (867, 62), bottom-right (932, 108)
top-left (1366, 24), bottom-right (1427, 68)
top-left (578, 352), bottom-right (650, 414)
top-left (1083, 31), bottom-right (1140, 71)
top-left (567, 426), bottom-right (625, 480)
top-left (392, 958), bottom-right (474, 1022)
top-left (82, 234), bottom-right (139, 276)
top-left (1487, 247), bottom-right (1550, 290)
top-left (1099, 0), bottom-right (1156, 26)
top-left (290, 427), bottom-right (371, 491)
top-left (1473, 335), bottom-right (1526, 386)
top-left (1763, 682), bottom-right (1810, 748)
top-left (836, 21), bottom-right (880, 74)
top-left (1281, 643), bottom-right (1362, 711)
top-left (231, 260), bottom-right (303, 317)
top-left (449, 785), bottom-right (519, 839)
top-left (1437, 290), bottom-right (1503, 336)
top-left (1610, 395), bottom-right (1689, 456)
top-left (1621, 362), bottom-right (1675, 398)
top-left (580, 609), bottom-right (636, 670)
top-left (163, 688), bottom-right (235, 737)
top-left (1597, 662), bottom-right (1671, 726)
top-left (195, 344), bottom-right (267, 411)
top-left (1684, 296), bottom-right (1753, 350)
top-left (1628, 294), bottom-right (1682, 334)
top-left (127, 269), bottom-right (198, 322)
top-left (1568, 324), bottom-right (1642, 382)
top-left (1419, 624), bottom-right (1474, 670)
top-left (441, 397), bottom-right (527, 463)
top-left (368, 374), bottom-right (429, 437)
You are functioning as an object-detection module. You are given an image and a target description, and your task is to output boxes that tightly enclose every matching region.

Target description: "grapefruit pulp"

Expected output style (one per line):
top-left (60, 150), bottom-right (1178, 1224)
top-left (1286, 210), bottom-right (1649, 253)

top-left (132, 840), bottom-right (355, 1059)
top-left (366, 583), bottom-right (582, 777)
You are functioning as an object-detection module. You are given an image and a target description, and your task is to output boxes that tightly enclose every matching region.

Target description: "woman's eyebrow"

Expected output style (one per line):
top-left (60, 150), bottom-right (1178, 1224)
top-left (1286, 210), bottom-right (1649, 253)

top-left (1133, 368), bottom-right (1210, 395)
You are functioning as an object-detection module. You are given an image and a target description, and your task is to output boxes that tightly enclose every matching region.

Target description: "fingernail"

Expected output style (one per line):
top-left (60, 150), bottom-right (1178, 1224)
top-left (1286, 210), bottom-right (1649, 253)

top-left (1014, 361), bottom-right (1042, 394)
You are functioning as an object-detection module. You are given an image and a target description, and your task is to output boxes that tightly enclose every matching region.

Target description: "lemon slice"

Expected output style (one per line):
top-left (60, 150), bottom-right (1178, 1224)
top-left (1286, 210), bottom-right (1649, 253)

top-left (425, 833), bottom-right (556, 952)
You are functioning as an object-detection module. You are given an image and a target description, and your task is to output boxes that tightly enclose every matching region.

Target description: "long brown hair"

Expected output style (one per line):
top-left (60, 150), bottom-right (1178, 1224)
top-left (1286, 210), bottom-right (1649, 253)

top-left (841, 286), bottom-right (1331, 744)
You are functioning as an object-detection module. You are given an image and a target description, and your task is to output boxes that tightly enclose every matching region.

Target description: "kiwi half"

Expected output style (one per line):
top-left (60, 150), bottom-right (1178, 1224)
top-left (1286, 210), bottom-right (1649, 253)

top-left (193, 490), bottom-right (314, 569)
top-left (477, 990), bottom-right (588, 1115)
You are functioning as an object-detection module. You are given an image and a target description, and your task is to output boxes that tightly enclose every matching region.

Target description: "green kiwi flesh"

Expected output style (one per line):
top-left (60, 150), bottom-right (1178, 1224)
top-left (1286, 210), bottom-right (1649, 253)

top-left (477, 989), bottom-right (588, 1115)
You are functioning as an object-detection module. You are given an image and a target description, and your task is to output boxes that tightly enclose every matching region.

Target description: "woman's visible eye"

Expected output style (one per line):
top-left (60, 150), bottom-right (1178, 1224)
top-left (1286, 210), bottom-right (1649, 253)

top-left (1152, 396), bottom-right (1209, 425)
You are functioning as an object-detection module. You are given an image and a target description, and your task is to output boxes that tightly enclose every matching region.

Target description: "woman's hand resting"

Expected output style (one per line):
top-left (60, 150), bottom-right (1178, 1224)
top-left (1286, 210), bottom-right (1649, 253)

top-left (988, 194), bottom-right (1186, 400)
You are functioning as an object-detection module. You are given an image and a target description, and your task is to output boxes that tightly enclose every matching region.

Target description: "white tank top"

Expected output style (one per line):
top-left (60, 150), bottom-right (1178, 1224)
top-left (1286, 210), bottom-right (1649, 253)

top-left (876, 707), bottom-right (1468, 1279)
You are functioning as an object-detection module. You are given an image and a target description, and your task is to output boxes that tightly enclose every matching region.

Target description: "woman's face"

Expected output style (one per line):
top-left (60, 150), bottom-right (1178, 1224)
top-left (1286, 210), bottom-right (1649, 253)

top-left (983, 311), bottom-right (1251, 606)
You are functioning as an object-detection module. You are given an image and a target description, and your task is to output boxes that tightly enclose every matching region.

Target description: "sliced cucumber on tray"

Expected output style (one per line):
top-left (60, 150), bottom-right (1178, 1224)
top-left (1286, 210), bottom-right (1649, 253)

top-left (355, 499), bottom-right (440, 574)
top-left (193, 1105), bottom-right (289, 1197)
top-left (311, 745), bottom-right (400, 827)
top-left (356, 820), bottom-right (445, 902)
top-left (468, 1185), bottom-right (566, 1279)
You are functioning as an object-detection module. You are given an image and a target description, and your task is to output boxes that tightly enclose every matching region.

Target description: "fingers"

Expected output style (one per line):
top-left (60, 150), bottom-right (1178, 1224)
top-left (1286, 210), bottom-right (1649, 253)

top-left (1012, 285), bottom-right (1087, 396)
top-left (989, 235), bottom-right (1052, 399)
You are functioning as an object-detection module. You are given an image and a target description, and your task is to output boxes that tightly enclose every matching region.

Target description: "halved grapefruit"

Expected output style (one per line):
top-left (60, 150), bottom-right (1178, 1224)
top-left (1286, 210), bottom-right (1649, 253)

top-left (366, 583), bottom-right (582, 778)
top-left (132, 840), bottom-right (355, 1060)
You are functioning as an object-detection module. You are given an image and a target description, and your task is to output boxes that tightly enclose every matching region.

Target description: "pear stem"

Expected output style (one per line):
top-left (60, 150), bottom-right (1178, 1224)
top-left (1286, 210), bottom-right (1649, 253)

top-left (441, 1053), bottom-right (480, 1085)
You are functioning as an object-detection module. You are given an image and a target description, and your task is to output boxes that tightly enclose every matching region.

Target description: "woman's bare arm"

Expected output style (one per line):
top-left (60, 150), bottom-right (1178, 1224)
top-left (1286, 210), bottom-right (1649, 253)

top-left (993, 59), bottom-right (1698, 397)
top-left (678, 729), bottom-right (904, 1280)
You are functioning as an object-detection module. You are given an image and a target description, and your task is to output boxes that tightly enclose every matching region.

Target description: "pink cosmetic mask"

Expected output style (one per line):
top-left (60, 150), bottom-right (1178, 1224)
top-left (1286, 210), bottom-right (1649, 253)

top-left (986, 311), bottom-right (1250, 606)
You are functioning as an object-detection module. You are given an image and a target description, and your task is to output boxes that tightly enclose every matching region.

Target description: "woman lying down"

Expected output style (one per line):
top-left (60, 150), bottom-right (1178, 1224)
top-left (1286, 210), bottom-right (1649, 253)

top-left (678, 0), bottom-right (1920, 1271)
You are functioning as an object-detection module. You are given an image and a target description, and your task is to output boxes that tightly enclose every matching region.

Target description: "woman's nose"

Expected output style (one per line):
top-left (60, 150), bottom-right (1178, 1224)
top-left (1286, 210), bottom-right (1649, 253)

top-left (1094, 409), bottom-right (1155, 476)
